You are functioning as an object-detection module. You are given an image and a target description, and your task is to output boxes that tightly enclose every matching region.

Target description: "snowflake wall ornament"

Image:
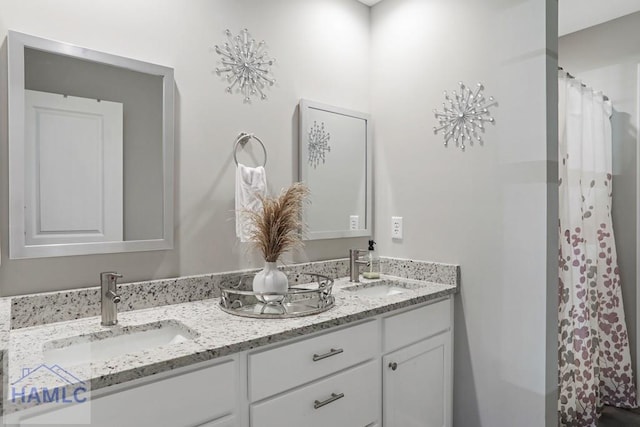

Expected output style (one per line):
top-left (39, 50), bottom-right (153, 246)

top-left (308, 121), bottom-right (331, 168)
top-left (433, 82), bottom-right (496, 150)
top-left (214, 28), bottom-right (276, 103)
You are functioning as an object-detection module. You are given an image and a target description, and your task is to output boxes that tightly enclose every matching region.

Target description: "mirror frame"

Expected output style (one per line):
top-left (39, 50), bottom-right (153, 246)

top-left (7, 31), bottom-right (175, 258)
top-left (298, 99), bottom-right (372, 240)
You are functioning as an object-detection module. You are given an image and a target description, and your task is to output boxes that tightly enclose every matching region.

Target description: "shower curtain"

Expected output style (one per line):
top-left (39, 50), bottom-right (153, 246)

top-left (558, 72), bottom-right (637, 426)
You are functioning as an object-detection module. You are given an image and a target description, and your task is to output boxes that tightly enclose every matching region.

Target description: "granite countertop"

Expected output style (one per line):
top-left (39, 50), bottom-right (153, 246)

top-left (2, 258), bottom-right (459, 413)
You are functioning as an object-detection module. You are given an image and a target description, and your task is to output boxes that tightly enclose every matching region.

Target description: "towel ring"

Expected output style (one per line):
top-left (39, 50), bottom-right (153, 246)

top-left (233, 132), bottom-right (267, 167)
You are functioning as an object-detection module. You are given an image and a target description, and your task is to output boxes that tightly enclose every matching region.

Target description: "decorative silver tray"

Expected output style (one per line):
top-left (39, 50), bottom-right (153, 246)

top-left (219, 272), bottom-right (335, 319)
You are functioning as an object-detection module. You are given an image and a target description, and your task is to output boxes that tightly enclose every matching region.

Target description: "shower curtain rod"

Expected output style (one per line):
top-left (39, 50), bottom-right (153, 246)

top-left (558, 66), bottom-right (610, 101)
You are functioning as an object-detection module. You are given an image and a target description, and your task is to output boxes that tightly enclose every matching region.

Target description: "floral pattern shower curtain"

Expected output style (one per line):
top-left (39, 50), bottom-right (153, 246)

top-left (558, 72), bottom-right (637, 426)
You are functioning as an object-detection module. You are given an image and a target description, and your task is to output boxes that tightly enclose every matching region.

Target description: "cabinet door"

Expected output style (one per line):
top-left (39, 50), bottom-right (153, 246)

top-left (383, 332), bottom-right (451, 427)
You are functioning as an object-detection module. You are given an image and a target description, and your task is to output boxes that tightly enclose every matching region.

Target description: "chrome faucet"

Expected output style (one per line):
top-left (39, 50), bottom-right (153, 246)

top-left (349, 249), bottom-right (369, 282)
top-left (100, 272), bottom-right (122, 326)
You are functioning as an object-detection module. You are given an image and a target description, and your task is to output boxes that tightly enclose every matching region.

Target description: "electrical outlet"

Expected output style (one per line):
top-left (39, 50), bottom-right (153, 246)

top-left (391, 216), bottom-right (403, 239)
top-left (350, 215), bottom-right (360, 230)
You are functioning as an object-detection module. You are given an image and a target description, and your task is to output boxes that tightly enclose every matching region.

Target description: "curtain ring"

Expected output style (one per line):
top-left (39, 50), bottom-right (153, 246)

top-left (233, 132), bottom-right (267, 167)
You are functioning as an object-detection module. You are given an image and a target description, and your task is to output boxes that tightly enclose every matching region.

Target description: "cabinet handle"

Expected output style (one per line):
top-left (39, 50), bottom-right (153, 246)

top-left (312, 347), bottom-right (344, 362)
top-left (314, 392), bottom-right (345, 409)
top-left (389, 362), bottom-right (398, 371)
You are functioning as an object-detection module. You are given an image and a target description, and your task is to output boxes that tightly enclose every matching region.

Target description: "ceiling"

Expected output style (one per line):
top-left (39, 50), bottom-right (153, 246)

top-left (559, 0), bottom-right (640, 36)
top-left (356, 0), bottom-right (640, 34)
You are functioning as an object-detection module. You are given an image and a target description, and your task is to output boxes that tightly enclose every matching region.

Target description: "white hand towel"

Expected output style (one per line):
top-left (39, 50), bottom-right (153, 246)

top-left (236, 163), bottom-right (267, 242)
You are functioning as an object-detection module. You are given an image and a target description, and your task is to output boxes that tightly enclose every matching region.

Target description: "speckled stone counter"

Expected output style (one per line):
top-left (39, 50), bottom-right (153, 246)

top-left (10, 259), bottom-right (355, 329)
top-left (2, 257), bottom-right (459, 414)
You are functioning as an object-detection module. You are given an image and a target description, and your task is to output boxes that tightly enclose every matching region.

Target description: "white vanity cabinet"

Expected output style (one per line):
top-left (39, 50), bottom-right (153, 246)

top-left (7, 358), bottom-right (238, 427)
top-left (246, 296), bottom-right (453, 427)
top-left (382, 299), bottom-right (453, 427)
top-left (5, 296), bottom-right (453, 427)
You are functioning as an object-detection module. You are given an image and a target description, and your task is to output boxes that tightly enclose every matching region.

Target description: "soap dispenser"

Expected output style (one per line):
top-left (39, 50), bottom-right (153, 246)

top-left (362, 240), bottom-right (380, 279)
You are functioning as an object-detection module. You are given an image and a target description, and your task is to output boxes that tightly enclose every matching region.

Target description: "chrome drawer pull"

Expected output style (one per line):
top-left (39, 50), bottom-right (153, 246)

top-left (314, 392), bottom-right (345, 409)
top-left (312, 348), bottom-right (344, 362)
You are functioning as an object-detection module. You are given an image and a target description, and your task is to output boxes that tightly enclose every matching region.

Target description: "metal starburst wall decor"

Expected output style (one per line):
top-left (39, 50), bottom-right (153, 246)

top-left (433, 82), bottom-right (496, 150)
top-left (214, 28), bottom-right (276, 103)
top-left (308, 121), bottom-right (331, 168)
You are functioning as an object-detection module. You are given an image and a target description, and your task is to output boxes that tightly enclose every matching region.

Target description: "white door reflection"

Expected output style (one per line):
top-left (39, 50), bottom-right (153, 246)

top-left (25, 90), bottom-right (123, 245)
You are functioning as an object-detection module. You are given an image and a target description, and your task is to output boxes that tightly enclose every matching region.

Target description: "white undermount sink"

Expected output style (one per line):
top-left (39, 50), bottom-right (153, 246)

top-left (43, 320), bottom-right (198, 366)
top-left (343, 280), bottom-right (426, 298)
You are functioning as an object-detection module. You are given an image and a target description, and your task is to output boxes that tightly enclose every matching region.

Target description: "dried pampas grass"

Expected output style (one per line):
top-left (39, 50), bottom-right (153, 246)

top-left (246, 182), bottom-right (309, 262)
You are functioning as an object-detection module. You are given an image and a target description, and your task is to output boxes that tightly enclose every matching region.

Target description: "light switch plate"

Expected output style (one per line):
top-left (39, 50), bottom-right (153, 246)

top-left (391, 216), bottom-right (403, 239)
top-left (350, 215), bottom-right (360, 230)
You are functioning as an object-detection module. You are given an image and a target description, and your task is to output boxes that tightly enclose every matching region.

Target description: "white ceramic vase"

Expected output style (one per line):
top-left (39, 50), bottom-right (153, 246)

top-left (253, 262), bottom-right (288, 303)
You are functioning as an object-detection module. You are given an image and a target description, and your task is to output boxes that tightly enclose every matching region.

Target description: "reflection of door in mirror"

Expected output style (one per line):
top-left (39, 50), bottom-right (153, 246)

top-left (25, 90), bottom-right (123, 245)
top-left (299, 100), bottom-right (372, 240)
top-left (23, 47), bottom-right (164, 242)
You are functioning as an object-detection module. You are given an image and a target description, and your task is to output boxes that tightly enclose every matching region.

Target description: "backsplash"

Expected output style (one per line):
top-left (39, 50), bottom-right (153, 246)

top-left (381, 257), bottom-right (459, 285)
top-left (10, 257), bottom-right (458, 329)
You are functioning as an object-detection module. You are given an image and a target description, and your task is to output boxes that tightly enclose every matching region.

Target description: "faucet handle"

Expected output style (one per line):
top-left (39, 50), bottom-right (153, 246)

top-left (101, 272), bottom-right (123, 303)
top-left (100, 271), bottom-right (123, 281)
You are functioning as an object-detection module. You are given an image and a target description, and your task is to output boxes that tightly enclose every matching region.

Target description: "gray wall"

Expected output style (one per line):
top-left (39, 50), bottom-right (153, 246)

top-left (0, 0), bottom-right (372, 295)
top-left (559, 10), bottom-right (639, 385)
top-left (370, 0), bottom-right (558, 425)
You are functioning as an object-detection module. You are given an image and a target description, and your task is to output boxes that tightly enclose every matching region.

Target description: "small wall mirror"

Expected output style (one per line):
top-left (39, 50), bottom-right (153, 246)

top-left (298, 99), bottom-right (372, 240)
top-left (8, 31), bottom-right (174, 258)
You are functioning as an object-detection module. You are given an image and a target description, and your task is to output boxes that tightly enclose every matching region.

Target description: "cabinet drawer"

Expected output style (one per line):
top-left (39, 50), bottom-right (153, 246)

top-left (250, 360), bottom-right (379, 427)
top-left (15, 359), bottom-right (237, 426)
top-left (249, 320), bottom-right (377, 401)
top-left (383, 298), bottom-right (450, 352)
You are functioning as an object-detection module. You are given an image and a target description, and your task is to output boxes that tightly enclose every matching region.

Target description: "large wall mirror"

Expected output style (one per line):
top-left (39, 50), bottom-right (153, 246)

top-left (299, 99), bottom-right (372, 240)
top-left (8, 31), bottom-right (174, 258)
